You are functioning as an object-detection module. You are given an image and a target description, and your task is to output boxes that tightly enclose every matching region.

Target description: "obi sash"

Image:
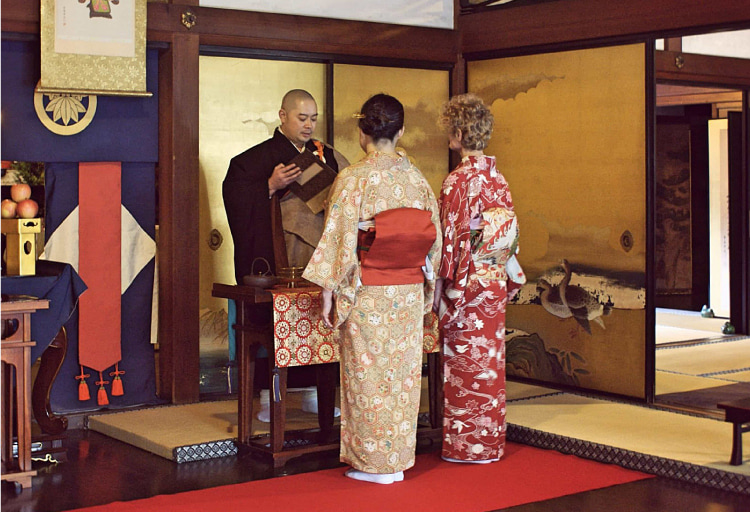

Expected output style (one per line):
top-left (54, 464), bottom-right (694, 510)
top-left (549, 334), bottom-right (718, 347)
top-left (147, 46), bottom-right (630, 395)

top-left (357, 208), bottom-right (436, 286)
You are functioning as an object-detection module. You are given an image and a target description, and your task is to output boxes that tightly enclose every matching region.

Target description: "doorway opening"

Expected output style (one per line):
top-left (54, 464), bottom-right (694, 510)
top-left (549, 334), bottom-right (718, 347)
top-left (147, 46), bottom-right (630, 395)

top-left (653, 82), bottom-right (749, 416)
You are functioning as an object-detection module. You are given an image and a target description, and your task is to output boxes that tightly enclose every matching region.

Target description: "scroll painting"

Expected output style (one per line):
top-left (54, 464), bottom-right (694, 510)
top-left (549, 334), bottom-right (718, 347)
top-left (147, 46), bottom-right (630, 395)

top-left (40, 0), bottom-right (149, 96)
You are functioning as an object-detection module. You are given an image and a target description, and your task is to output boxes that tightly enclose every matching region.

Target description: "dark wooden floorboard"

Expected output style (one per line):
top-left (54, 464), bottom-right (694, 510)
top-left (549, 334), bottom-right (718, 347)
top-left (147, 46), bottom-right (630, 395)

top-left (1, 429), bottom-right (748, 512)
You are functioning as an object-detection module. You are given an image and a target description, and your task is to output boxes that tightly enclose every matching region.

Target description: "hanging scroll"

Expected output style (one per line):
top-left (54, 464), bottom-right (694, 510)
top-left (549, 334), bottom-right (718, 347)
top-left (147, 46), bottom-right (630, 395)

top-left (39, 0), bottom-right (151, 97)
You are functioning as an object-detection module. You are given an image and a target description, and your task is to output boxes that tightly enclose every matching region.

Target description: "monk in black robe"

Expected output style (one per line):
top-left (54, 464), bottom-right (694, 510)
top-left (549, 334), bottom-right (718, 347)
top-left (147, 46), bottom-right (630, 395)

top-left (223, 89), bottom-right (347, 418)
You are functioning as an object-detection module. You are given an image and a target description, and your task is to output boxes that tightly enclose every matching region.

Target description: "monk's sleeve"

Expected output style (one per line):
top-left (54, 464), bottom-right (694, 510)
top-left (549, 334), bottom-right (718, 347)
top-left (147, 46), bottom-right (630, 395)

top-left (223, 154), bottom-right (275, 283)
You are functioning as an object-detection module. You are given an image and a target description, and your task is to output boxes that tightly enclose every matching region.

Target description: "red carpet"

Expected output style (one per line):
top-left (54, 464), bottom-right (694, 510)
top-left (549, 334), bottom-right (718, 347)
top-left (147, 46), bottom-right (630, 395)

top-left (72, 443), bottom-right (652, 512)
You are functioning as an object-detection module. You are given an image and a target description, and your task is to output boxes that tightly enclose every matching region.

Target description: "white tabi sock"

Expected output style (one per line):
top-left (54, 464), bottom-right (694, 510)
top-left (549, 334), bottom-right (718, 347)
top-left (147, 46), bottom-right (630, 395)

top-left (344, 469), bottom-right (404, 485)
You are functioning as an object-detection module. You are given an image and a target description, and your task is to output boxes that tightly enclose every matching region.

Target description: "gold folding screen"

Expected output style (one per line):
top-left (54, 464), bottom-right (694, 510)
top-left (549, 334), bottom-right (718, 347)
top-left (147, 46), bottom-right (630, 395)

top-left (468, 44), bottom-right (648, 398)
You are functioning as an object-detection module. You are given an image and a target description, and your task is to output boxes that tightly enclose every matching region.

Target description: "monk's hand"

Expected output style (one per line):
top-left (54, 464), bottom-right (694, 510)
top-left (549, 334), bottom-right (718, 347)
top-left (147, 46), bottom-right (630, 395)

top-left (268, 162), bottom-right (302, 196)
top-left (321, 288), bottom-right (334, 328)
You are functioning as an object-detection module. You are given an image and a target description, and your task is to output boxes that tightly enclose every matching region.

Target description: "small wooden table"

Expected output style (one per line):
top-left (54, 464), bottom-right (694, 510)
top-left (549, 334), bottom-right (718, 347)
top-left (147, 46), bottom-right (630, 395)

top-left (1, 296), bottom-right (49, 489)
top-left (213, 282), bottom-right (443, 468)
top-left (718, 397), bottom-right (750, 466)
top-left (213, 283), bottom-right (339, 468)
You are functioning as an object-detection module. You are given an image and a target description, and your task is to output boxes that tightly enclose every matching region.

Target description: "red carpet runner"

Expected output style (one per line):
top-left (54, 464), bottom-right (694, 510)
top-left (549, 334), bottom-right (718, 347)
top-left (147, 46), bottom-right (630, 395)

top-left (72, 443), bottom-right (651, 512)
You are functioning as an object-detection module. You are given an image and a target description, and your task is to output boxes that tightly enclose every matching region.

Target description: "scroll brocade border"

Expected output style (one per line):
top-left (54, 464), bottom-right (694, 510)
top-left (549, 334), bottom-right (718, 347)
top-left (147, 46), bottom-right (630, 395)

top-left (39, 0), bottom-right (151, 97)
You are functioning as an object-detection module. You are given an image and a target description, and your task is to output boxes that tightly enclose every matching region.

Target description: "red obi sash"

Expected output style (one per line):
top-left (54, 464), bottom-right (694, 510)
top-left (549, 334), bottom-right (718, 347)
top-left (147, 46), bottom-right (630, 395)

top-left (357, 208), bottom-right (436, 286)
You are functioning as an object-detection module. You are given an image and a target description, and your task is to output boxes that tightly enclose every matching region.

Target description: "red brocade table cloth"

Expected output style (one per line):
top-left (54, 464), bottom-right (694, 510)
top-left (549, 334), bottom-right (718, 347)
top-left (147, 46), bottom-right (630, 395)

top-left (270, 286), bottom-right (440, 368)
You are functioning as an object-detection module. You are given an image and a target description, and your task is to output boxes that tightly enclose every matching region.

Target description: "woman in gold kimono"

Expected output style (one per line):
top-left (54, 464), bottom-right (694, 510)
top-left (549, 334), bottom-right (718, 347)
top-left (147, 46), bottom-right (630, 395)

top-left (303, 94), bottom-right (441, 484)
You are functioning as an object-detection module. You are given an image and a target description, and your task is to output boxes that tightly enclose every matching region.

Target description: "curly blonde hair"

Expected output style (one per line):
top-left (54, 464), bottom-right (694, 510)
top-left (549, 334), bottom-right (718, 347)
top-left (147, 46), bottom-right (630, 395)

top-left (438, 93), bottom-right (494, 151)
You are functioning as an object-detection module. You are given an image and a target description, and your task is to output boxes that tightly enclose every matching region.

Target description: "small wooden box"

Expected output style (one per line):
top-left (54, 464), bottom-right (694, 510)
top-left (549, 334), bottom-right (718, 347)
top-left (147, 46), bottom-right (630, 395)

top-left (1, 218), bottom-right (42, 276)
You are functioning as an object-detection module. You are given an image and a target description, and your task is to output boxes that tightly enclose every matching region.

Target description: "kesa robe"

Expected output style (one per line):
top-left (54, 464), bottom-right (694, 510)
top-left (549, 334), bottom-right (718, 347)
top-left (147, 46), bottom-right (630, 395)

top-left (437, 155), bottom-right (518, 463)
top-left (303, 151), bottom-right (441, 474)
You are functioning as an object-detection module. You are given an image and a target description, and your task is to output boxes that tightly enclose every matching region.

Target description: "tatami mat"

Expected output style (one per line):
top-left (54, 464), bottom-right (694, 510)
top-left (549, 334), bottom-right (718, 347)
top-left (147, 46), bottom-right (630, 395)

top-left (655, 370), bottom-right (737, 394)
top-left (729, 370), bottom-right (750, 382)
top-left (506, 393), bottom-right (749, 476)
top-left (655, 325), bottom-right (726, 344)
top-left (88, 393), bottom-right (338, 461)
top-left (655, 338), bottom-right (750, 377)
top-left (656, 308), bottom-right (730, 332)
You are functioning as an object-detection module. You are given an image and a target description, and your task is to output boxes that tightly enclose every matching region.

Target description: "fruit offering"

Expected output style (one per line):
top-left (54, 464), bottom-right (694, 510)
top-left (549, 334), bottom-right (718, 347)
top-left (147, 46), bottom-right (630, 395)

top-left (1, 183), bottom-right (39, 219)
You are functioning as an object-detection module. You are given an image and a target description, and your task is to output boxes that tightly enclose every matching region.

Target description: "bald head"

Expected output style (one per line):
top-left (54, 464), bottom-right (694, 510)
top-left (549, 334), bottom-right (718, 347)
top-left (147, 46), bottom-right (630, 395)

top-left (281, 89), bottom-right (315, 111)
top-left (279, 89), bottom-right (318, 148)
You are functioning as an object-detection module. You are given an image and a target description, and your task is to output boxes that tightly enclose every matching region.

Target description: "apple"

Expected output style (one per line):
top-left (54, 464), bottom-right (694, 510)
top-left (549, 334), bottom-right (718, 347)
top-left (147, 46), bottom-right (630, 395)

top-left (10, 183), bottom-right (32, 202)
top-left (1, 199), bottom-right (17, 218)
top-left (16, 198), bottom-right (39, 219)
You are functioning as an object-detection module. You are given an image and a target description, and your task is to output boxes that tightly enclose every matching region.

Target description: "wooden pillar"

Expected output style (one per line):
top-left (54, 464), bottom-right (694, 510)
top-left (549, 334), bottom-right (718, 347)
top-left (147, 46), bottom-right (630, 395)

top-left (157, 32), bottom-right (200, 403)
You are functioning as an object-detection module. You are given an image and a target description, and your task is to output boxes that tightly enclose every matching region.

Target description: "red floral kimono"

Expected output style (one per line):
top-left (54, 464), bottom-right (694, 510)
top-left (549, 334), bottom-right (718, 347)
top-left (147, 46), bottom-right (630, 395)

top-left (437, 155), bottom-right (519, 462)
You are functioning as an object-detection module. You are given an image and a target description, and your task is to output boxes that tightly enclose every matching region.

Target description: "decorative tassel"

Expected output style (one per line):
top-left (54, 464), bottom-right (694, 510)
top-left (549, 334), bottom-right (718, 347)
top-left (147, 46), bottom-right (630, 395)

top-left (75, 367), bottom-right (91, 401)
top-left (109, 364), bottom-right (125, 396)
top-left (96, 372), bottom-right (110, 406)
top-left (78, 379), bottom-right (91, 401)
top-left (97, 386), bottom-right (109, 406)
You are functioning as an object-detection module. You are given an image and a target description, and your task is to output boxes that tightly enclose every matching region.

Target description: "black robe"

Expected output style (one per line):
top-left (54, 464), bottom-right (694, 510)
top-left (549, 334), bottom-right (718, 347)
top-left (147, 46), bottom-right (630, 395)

top-left (222, 128), bottom-right (341, 387)
top-left (223, 128), bottom-right (341, 283)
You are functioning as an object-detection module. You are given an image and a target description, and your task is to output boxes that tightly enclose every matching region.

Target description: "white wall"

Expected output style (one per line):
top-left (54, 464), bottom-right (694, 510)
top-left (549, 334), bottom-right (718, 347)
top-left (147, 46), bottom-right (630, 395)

top-left (199, 0), bottom-right (454, 29)
top-left (656, 29), bottom-right (750, 59)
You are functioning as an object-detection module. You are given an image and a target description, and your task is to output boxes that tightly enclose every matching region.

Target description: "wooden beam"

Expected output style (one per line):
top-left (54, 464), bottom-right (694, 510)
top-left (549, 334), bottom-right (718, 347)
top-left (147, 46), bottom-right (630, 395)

top-left (460, 0), bottom-right (750, 56)
top-left (157, 32), bottom-right (201, 404)
top-left (0, 0), bottom-right (38, 34)
top-left (656, 84), bottom-right (743, 107)
top-left (146, 3), bottom-right (458, 63)
top-left (656, 51), bottom-right (750, 87)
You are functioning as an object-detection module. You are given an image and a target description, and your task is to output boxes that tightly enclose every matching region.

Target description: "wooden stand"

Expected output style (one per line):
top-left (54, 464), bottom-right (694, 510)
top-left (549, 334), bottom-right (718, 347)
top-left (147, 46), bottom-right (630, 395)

top-left (213, 283), bottom-right (339, 469)
top-left (718, 397), bottom-right (750, 466)
top-left (1, 297), bottom-right (49, 489)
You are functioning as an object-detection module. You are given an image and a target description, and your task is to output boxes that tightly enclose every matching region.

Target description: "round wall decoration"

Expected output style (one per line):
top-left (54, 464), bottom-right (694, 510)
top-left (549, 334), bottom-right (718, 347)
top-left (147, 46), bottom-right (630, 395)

top-left (34, 81), bottom-right (97, 136)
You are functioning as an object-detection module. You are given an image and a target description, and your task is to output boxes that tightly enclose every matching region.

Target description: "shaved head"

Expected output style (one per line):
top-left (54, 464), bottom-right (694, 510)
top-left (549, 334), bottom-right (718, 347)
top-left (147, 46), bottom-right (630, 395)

top-left (281, 89), bottom-right (315, 111)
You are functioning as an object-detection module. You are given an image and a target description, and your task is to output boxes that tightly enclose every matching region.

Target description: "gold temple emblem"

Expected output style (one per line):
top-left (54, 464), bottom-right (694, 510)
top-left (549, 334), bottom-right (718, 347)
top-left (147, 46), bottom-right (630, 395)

top-left (34, 81), bottom-right (98, 136)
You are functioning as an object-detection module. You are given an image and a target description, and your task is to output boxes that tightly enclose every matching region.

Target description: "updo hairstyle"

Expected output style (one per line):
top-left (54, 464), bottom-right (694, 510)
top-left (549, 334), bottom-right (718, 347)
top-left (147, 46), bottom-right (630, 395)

top-left (358, 94), bottom-right (404, 142)
top-left (438, 93), bottom-right (494, 151)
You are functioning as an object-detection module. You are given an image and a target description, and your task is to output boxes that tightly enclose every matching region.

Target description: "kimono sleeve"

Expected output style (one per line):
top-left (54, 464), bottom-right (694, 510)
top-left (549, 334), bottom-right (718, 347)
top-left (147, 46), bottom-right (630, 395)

top-left (437, 173), bottom-right (470, 289)
top-left (302, 171), bottom-right (362, 325)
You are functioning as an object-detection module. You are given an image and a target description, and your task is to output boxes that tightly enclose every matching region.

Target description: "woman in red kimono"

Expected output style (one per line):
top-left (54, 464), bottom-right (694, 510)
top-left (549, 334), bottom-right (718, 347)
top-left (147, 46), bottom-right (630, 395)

top-left (433, 93), bottom-right (524, 464)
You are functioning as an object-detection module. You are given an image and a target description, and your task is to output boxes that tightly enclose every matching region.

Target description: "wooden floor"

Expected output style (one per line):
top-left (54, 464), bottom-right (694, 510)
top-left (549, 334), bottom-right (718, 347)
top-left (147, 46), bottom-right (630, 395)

top-left (1, 428), bottom-right (749, 512)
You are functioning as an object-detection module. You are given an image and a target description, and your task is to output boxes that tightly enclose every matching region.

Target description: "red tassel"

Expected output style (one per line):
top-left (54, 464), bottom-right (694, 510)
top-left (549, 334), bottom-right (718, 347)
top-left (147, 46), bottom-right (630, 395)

top-left (111, 376), bottom-right (124, 396)
top-left (109, 364), bottom-right (125, 396)
top-left (97, 386), bottom-right (109, 406)
top-left (96, 372), bottom-right (110, 406)
top-left (78, 380), bottom-right (91, 401)
top-left (75, 366), bottom-right (91, 401)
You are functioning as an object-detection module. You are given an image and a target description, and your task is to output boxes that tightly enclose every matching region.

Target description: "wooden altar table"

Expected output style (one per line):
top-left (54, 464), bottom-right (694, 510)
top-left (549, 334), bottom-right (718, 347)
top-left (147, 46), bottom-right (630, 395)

top-left (1, 297), bottom-right (49, 489)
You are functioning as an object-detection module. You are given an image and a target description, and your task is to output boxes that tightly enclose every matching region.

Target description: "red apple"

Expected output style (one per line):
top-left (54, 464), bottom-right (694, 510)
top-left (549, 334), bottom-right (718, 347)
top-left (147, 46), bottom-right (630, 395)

top-left (16, 198), bottom-right (39, 219)
top-left (10, 183), bottom-right (32, 202)
top-left (1, 199), bottom-right (17, 218)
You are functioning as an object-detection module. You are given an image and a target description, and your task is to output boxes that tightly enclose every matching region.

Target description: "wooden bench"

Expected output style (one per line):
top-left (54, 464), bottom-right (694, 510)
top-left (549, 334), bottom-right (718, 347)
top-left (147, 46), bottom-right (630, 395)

top-left (717, 397), bottom-right (750, 466)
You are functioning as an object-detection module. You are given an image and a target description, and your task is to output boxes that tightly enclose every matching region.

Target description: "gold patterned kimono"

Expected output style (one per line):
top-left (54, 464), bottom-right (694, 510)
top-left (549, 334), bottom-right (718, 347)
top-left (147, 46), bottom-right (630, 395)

top-left (303, 151), bottom-right (441, 474)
